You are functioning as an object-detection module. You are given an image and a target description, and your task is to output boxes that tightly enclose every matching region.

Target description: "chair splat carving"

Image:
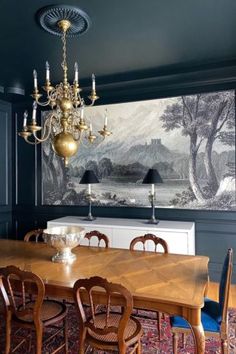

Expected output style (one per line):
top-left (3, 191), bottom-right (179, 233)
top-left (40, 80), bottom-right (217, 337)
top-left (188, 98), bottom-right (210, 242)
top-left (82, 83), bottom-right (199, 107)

top-left (84, 230), bottom-right (109, 248)
top-left (73, 275), bottom-right (142, 354)
top-left (0, 265), bottom-right (68, 354)
top-left (129, 233), bottom-right (169, 253)
top-left (24, 229), bottom-right (44, 243)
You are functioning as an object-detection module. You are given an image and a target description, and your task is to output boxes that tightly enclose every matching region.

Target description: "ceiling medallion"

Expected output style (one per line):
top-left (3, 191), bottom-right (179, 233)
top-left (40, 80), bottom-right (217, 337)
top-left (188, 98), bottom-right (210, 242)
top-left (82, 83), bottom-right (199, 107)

top-left (18, 5), bottom-right (112, 166)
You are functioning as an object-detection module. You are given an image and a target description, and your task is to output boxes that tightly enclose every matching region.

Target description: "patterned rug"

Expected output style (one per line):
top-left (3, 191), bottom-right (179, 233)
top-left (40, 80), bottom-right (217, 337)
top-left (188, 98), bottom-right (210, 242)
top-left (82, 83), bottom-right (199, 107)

top-left (1, 304), bottom-right (236, 353)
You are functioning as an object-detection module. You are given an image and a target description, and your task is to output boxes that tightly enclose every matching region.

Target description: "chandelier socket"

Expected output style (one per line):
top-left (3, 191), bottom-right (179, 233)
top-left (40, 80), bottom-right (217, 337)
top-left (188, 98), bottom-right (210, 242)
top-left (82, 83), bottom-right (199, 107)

top-left (42, 83), bottom-right (54, 92)
top-left (88, 134), bottom-right (96, 143)
top-left (88, 92), bottom-right (99, 101)
top-left (18, 131), bottom-right (32, 139)
top-left (77, 121), bottom-right (88, 131)
top-left (27, 125), bottom-right (42, 133)
top-left (31, 92), bottom-right (42, 100)
top-left (98, 127), bottom-right (112, 137)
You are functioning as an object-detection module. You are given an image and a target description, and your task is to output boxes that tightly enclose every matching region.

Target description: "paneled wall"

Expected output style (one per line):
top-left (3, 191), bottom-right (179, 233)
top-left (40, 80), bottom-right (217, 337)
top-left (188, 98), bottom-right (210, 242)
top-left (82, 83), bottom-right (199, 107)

top-left (9, 69), bottom-right (236, 282)
top-left (0, 100), bottom-right (12, 237)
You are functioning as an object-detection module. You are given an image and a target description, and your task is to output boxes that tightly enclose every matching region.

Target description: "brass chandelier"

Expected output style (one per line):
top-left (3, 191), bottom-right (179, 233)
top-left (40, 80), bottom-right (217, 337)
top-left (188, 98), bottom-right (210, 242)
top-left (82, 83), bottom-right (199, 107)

top-left (18, 5), bottom-right (112, 166)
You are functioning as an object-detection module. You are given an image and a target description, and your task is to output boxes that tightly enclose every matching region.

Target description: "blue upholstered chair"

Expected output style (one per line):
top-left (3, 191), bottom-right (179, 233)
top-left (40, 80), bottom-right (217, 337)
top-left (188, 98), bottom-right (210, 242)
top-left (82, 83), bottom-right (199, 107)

top-left (170, 248), bottom-right (233, 354)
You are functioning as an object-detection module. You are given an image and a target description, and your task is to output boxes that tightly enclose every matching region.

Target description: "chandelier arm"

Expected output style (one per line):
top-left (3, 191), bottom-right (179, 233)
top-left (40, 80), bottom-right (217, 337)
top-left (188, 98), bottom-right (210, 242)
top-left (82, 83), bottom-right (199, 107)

top-left (73, 130), bottom-right (83, 142)
top-left (79, 138), bottom-right (90, 148)
top-left (82, 98), bottom-right (96, 108)
top-left (24, 137), bottom-right (42, 145)
top-left (32, 129), bottom-right (51, 143)
top-left (35, 98), bottom-right (52, 107)
top-left (32, 115), bottom-right (54, 142)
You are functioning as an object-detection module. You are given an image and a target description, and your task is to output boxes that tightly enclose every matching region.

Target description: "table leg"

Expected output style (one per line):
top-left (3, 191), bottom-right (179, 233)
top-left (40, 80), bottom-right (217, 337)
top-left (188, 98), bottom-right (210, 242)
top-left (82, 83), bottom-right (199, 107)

top-left (188, 309), bottom-right (205, 354)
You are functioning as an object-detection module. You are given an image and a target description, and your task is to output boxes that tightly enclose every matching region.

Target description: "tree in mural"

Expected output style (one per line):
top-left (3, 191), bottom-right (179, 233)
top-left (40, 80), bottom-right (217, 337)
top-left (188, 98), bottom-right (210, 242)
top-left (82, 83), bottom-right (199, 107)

top-left (200, 92), bottom-right (234, 195)
top-left (42, 143), bottom-right (69, 203)
top-left (98, 158), bottom-right (113, 178)
top-left (160, 91), bottom-right (235, 203)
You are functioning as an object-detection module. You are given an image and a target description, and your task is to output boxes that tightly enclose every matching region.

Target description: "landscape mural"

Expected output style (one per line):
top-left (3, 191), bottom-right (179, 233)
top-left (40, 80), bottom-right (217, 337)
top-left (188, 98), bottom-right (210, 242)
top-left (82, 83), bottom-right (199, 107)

top-left (42, 90), bottom-right (236, 210)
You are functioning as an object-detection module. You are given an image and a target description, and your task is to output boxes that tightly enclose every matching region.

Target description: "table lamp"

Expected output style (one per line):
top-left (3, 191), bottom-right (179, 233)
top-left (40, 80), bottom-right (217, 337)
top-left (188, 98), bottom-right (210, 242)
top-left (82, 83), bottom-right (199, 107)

top-left (79, 170), bottom-right (99, 221)
top-left (142, 168), bottom-right (163, 224)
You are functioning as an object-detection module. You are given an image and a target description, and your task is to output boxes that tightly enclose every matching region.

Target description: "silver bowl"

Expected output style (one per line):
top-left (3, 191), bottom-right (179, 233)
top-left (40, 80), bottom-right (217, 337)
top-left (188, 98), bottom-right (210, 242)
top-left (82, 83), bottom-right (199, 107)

top-left (43, 226), bottom-right (85, 263)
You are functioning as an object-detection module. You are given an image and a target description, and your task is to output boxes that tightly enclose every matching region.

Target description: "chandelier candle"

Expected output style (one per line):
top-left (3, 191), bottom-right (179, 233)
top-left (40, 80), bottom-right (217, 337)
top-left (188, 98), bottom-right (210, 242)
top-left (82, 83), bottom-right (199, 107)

top-left (23, 111), bottom-right (28, 128)
top-left (104, 110), bottom-right (108, 126)
top-left (74, 62), bottom-right (79, 83)
top-left (33, 70), bottom-right (38, 90)
top-left (45, 61), bottom-right (50, 81)
top-left (32, 102), bottom-right (37, 123)
top-left (18, 5), bottom-right (112, 166)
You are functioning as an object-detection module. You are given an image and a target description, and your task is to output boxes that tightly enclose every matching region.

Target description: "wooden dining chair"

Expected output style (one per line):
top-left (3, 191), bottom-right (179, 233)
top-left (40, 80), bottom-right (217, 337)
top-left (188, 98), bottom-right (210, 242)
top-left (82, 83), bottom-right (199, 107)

top-left (24, 228), bottom-right (45, 243)
top-left (84, 230), bottom-right (110, 248)
top-left (73, 276), bottom-right (143, 354)
top-left (130, 233), bottom-right (169, 340)
top-left (170, 248), bottom-right (233, 354)
top-left (0, 265), bottom-right (68, 354)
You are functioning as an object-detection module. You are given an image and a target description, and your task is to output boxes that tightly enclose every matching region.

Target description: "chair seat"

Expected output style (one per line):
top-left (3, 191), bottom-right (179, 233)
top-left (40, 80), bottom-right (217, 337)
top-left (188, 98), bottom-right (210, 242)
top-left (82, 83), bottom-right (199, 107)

top-left (170, 298), bottom-right (221, 333)
top-left (87, 312), bottom-right (142, 345)
top-left (15, 300), bottom-right (67, 325)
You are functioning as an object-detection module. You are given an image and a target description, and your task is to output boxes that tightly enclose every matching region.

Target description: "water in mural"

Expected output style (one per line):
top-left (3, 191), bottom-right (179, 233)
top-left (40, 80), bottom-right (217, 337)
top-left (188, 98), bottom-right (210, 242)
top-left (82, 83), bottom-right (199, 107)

top-left (42, 90), bottom-right (236, 210)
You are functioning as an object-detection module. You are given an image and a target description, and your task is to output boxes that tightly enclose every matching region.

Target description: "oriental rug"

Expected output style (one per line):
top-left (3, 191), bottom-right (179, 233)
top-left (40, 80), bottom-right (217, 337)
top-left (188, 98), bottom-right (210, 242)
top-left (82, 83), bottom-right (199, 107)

top-left (0, 304), bottom-right (236, 353)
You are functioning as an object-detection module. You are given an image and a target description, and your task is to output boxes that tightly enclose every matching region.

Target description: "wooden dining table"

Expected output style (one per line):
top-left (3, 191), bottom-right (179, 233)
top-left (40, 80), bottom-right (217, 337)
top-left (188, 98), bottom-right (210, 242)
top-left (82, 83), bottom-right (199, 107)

top-left (0, 239), bottom-right (209, 353)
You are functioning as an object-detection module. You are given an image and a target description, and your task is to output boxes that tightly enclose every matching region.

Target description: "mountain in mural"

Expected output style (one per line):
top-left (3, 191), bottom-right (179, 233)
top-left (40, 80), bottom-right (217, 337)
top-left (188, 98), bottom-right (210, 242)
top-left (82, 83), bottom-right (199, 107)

top-left (124, 138), bottom-right (181, 165)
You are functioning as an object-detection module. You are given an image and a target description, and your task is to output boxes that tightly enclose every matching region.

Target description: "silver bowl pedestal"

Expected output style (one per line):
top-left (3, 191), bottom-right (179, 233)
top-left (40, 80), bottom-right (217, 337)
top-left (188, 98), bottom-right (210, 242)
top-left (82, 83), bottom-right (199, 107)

top-left (43, 226), bottom-right (85, 263)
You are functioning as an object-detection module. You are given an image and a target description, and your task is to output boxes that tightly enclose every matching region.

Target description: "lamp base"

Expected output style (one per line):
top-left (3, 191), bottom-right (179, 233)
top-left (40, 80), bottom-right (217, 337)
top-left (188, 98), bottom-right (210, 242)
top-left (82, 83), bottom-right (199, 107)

top-left (146, 217), bottom-right (159, 224)
top-left (84, 215), bottom-right (96, 221)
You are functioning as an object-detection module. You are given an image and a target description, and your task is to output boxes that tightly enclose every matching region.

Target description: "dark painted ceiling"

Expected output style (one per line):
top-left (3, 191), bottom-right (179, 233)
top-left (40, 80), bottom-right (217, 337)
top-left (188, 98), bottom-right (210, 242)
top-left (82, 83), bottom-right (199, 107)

top-left (1, 0), bottom-right (236, 101)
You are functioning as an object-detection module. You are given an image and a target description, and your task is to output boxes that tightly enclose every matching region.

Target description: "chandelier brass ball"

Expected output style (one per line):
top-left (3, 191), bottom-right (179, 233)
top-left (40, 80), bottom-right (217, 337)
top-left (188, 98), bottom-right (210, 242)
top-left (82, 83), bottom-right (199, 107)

top-left (59, 98), bottom-right (73, 112)
top-left (52, 132), bottom-right (78, 159)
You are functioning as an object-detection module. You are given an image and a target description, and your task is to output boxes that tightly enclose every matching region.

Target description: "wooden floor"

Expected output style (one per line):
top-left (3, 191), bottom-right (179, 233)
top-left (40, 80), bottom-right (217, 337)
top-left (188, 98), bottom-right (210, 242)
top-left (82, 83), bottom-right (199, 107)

top-left (208, 282), bottom-right (236, 308)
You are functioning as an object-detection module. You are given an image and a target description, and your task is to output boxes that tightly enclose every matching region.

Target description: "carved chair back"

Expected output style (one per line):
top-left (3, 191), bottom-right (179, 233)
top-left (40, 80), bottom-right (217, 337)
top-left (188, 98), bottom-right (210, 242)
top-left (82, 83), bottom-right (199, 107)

top-left (129, 233), bottom-right (169, 253)
top-left (24, 228), bottom-right (45, 243)
top-left (73, 276), bottom-right (133, 342)
top-left (84, 230), bottom-right (109, 248)
top-left (0, 265), bottom-right (45, 323)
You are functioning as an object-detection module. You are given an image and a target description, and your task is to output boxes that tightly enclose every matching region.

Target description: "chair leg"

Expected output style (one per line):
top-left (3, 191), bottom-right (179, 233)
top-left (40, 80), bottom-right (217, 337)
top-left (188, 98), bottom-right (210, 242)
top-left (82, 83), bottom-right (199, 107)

top-left (28, 329), bottom-right (33, 352)
top-left (5, 312), bottom-right (11, 354)
top-left (136, 339), bottom-right (142, 354)
top-left (78, 329), bottom-right (86, 354)
top-left (221, 339), bottom-right (228, 354)
top-left (182, 333), bottom-right (186, 348)
top-left (64, 317), bottom-right (69, 354)
top-left (35, 326), bottom-right (43, 354)
top-left (173, 332), bottom-right (178, 354)
top-left (157, 311), bottom-right (162, 340)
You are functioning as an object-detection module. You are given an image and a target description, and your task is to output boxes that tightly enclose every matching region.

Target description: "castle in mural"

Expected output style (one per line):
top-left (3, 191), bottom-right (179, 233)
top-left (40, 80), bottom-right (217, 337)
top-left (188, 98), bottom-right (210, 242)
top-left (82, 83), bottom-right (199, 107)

top-left (42, 90), bottom-right (236, 211)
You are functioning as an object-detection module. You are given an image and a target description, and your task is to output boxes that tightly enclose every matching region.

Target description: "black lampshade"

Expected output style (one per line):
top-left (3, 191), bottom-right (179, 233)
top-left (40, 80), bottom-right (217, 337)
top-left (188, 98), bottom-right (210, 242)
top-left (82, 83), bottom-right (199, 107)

top-left (142, 168), bottom-right (163, 184)
top-left (79, 170), bottom-right (99, 184)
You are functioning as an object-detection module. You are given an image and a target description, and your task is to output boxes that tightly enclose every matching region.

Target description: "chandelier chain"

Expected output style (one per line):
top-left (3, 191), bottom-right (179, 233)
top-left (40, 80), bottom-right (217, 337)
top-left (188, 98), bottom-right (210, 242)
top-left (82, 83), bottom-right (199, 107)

top-left (61, 31), bottom-right (68, 82)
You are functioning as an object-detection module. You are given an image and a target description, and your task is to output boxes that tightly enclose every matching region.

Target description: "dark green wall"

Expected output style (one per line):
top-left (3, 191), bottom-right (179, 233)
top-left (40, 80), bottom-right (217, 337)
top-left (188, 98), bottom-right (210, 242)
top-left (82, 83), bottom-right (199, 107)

top-left (0, 99), bottom-right (12, 237)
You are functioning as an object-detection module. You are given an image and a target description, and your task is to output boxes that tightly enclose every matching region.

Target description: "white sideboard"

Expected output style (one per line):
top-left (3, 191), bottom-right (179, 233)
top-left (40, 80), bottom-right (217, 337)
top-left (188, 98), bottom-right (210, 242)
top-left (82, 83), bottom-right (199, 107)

top-left (47, 216), bottom-right (195, 255)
